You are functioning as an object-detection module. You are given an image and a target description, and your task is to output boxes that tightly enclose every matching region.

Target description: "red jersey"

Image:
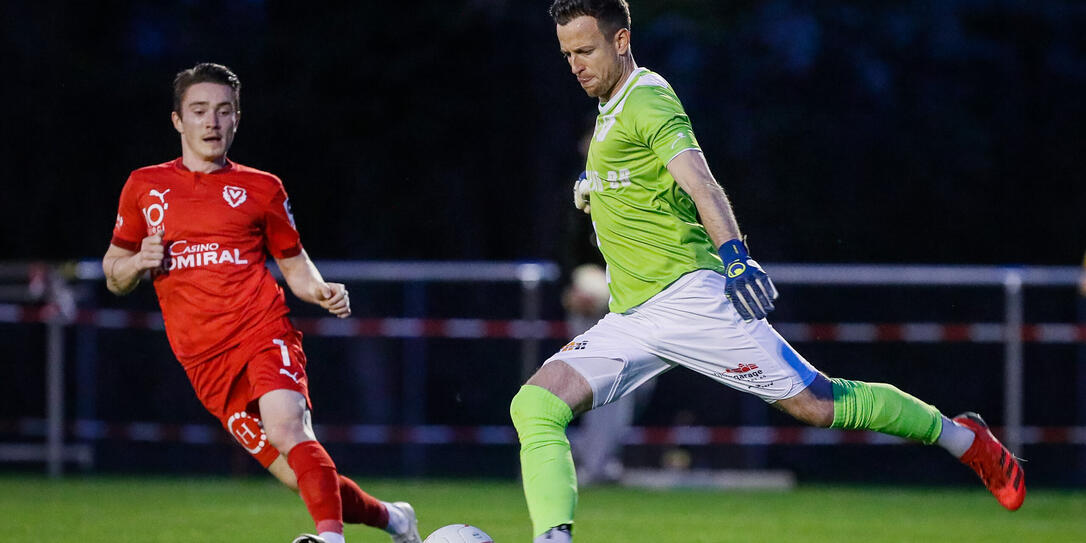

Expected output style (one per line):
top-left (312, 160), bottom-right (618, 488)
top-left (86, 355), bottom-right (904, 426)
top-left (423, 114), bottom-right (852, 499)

top-left (111, 158), bottom-right (303, 368)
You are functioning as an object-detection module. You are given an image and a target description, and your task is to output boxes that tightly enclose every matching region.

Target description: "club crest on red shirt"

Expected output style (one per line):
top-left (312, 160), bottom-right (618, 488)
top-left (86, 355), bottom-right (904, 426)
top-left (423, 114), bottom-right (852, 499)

top-left (222, 185), bottom-right (247, 208)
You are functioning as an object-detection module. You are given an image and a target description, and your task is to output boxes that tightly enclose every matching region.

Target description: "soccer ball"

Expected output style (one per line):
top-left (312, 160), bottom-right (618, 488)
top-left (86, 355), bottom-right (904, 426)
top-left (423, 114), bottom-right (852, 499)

top-left (423, 524), bottom-right (494, 543)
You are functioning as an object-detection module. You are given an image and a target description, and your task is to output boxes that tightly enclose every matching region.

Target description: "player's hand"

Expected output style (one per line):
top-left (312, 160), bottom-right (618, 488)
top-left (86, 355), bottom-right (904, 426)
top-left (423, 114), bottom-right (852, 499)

top-left (316, 282), bottom-right (351, 318)
top-left (719, 239), bottom-right (778, 321)
top-left (573, 171), bottom-right (591, 214)
top-left (134, 232), bottom-right (166, 272)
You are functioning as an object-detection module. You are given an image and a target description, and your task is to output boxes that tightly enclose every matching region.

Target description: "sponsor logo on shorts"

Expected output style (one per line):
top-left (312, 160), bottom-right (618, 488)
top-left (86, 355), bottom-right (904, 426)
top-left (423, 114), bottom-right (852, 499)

top-left (227, 411), bottom-right (267, 455)
top-left (715, 363), bottom-right (766, 382)
top-left (724, 363), bottom-right (759, 374)
top-left (560, 340), bottom-right (589, 352)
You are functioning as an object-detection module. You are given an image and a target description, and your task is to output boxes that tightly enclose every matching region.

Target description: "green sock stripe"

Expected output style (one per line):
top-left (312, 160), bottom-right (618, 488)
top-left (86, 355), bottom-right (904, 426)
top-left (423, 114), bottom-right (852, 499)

top-left (830, 378), bottom-right (942, 444)
top-left (510, 385), bottom-right (577, 537)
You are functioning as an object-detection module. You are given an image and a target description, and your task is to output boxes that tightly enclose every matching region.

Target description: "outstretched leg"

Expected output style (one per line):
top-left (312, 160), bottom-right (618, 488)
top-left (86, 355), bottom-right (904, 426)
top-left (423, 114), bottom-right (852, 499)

top-left (268, 456), bottom-right (401, 528)
top-left (776, 374), bottom-right (1025, 510)
top-left (261, 389), bottom-right (422, 542)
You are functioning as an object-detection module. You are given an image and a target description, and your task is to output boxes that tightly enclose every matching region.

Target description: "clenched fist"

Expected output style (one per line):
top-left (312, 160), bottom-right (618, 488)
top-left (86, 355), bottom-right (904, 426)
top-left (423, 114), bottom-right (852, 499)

top-left (316, 282), bottom-right (351, 318)
top-left (135, 232), bottom-right (166, 272)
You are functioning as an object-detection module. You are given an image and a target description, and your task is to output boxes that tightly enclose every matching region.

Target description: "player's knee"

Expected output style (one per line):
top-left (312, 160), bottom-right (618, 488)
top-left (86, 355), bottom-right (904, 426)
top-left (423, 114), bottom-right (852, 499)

top-left (263, 418), bottom-right (310, 454)
top-left (509, 387), bottom-right (536, 433)
top-left (510, 385), bottom-right (575, 440)
top-left (776, 390), bottom-right (834, 428)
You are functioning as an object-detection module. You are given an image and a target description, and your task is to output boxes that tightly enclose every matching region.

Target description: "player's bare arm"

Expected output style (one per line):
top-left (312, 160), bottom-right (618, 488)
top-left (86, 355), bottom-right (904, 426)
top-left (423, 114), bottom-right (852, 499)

top-left (666, 150), bottom-right (742, 247)
top-left (276, 250), bottom-right (350, 318)
top-left (102, 233), bottom-right (165, 295)
top-left (667, 149), bottom-right (778, 320)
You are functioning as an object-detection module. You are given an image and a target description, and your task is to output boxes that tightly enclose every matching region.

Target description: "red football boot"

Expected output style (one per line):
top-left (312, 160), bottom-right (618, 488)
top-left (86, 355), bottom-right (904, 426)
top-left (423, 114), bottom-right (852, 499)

top-left (953, 412), bottom-right (1026, 511)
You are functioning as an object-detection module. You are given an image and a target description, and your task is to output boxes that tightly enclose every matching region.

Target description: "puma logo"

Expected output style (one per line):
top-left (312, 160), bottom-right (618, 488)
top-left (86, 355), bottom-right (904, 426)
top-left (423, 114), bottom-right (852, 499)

top-left (279, 368), bottom-right (301, 384)
top-left (149, 189), bottom-right (171, 203)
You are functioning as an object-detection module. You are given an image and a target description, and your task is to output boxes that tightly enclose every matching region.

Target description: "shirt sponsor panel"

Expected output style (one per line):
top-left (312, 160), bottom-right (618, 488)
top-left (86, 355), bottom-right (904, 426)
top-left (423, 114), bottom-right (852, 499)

top-left (166, 240), bottom-right (250, 271)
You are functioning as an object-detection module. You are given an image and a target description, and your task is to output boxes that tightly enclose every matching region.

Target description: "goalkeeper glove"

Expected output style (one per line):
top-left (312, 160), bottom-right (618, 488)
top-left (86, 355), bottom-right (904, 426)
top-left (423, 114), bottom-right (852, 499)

top-left (573, 171), bottom-right (591, 214)
top-left (718, 239), bottom-right (778, 321)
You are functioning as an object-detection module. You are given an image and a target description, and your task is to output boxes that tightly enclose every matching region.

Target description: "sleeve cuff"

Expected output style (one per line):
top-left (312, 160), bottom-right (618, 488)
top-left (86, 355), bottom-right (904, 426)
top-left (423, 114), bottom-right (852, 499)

top-left (663, 146), bottom-right (700, 166)
top-left (272, 244), bottom-right (303, 259)
top-left (110, 235), bottom-right (140, 252)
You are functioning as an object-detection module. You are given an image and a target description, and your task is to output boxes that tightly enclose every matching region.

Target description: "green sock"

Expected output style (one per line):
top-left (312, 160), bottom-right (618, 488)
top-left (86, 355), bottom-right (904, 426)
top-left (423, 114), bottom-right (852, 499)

top-left (830, 378), bottom-right (943, 444)
top-left (510, 385), bottom-right (577, 537)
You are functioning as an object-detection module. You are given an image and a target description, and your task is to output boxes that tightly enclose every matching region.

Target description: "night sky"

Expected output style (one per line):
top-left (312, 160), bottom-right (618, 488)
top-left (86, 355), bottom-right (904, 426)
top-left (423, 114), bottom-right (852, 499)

top-left (2, 1), bottom-right (1083, 266)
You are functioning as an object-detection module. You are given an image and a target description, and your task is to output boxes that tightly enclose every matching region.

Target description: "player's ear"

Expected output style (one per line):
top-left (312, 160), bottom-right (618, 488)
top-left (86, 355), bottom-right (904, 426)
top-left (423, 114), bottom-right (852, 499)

top-left (171, 110), bottom-right (184, 134)
top-left (613, 27), bottom-right (630, 55)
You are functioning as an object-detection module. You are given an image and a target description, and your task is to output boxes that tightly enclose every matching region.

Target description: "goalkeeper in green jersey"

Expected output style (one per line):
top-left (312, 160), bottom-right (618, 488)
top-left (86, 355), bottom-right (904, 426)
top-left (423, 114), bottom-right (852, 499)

top-left (511, 1), bottom-right (1026, 540)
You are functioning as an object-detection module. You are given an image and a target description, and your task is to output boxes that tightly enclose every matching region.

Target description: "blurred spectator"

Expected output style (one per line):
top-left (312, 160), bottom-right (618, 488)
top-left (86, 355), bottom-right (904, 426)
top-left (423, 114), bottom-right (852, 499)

top-left (565, 263), bottom-right (655, 486)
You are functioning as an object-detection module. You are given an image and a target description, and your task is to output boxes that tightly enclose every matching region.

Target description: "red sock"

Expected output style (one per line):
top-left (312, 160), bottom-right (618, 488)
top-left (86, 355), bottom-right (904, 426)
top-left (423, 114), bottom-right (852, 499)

top-left (339, 475), bottom-right (390, 528)
top-left (287, 441), bottom-right (343, 535)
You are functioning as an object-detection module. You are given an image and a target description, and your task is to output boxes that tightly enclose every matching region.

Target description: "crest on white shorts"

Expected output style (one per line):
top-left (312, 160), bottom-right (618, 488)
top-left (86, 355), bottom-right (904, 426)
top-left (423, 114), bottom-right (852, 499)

top-left (222, 185), bottom-right (247, 208)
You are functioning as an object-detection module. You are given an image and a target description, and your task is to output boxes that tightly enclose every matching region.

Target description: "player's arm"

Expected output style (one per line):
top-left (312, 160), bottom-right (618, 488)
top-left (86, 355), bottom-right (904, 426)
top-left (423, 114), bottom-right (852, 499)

top-left (667, 150), bottom-right (778, 321)
top-left (275, 250), bottom-right (350, 318)
top-left (102, 233), bottom-right (164, 296)
top-left (667, 150), bottom-right (741, 248)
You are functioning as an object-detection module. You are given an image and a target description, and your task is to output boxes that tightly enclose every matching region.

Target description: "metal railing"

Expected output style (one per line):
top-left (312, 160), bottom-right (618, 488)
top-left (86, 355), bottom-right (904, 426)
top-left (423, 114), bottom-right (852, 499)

top-left (2, 261), bottom-right (1081, 476)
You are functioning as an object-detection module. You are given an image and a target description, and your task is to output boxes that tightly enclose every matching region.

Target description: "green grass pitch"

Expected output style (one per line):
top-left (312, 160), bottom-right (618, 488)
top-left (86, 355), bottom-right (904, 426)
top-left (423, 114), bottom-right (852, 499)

top-left (1, 476), bottom-right (1084, 542)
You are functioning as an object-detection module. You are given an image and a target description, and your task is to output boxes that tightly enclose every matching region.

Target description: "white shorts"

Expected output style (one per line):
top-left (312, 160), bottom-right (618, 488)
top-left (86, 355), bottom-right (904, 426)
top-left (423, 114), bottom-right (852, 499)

top-left (545, 270), bottom-right (818, 408)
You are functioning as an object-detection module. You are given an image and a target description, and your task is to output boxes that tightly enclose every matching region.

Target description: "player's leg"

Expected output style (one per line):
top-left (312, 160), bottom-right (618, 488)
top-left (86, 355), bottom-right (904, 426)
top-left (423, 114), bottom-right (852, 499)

top-left (511, 314), bottom-right (672, 542)
top-left (510, 361), bottom-right (588, 542)
top-left (268, 454), bottom-right (299, 489)
top-left (774, 372), bottom-right (1024, 510)
top-left (268, 448), bottom-right (409, 528)
top-left (719, 318), bottom-right (1025, 510)
top-left (260, 388), bottom-right (347, 542)
top-left (258, 390), bottom-right (419, 542)
top-left (266, 452), bottom-right (419, 543)
top-left (775, 373), bottom-right (950, 441)
top-left (251, 329), bottom-right (420, 542)
top-left (643, 270), bottom-right (1024, 510)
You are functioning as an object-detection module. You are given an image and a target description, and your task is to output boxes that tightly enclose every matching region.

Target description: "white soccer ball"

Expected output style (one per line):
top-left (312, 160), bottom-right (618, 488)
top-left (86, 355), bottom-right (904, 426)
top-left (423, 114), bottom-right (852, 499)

top-left (423, 524), bottom-right (494, 543)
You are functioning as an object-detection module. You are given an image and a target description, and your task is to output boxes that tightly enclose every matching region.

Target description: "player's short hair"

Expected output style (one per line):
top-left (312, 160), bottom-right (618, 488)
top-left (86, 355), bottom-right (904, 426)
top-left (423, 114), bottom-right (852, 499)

top-left (172, 62), bottom-right (241, 113)
top-left (549, 0), bottom-right (631, 38)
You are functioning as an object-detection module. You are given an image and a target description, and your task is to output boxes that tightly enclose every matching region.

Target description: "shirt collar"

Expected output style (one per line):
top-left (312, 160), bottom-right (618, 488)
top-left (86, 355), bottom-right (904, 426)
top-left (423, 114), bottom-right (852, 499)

top-left (172, 157), bottom-right (235, 174)
top-left (598, 67), bottom-right (648, 115)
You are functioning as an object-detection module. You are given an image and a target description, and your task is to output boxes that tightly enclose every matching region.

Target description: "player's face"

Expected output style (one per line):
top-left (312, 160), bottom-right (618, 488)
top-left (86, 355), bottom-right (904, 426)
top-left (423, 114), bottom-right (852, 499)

top-left (557, 16), bottom-right (629, 100)
top-left (171, 82), bottom-right (239, 163)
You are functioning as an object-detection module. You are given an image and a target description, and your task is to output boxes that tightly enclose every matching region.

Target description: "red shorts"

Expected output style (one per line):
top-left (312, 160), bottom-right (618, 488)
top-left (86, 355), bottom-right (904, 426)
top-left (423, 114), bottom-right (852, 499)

top-left (184, 319), bottom-right (311, 468)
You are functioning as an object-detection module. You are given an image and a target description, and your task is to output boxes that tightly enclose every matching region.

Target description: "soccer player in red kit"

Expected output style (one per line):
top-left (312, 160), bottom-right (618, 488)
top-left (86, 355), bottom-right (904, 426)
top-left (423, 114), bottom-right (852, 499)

top-left (102, 63), bottom-right (422, 543)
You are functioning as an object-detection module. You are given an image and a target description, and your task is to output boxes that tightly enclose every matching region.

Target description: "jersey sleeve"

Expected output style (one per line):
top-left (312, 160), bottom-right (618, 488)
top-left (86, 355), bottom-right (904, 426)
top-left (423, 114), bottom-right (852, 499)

top-left (263, 179), bottom-right (303, 259)
top-left (110, 175), bottom-right (145, 251)
top-left (628, 85), bottom-right (701, 165)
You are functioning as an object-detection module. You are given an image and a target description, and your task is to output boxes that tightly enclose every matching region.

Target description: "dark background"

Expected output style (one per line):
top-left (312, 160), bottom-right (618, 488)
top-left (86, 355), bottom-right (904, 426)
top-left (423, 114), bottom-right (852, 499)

top-left (1, 0), bottom-right (1083, 265)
